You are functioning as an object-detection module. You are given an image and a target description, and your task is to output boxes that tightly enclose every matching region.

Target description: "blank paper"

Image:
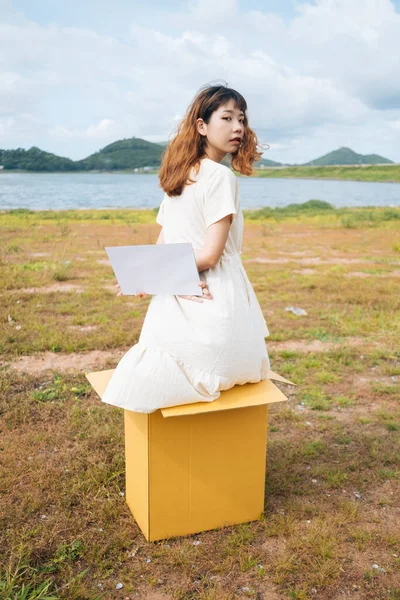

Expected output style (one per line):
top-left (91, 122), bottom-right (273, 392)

top-left (105, 243), bottom-right (201, 296)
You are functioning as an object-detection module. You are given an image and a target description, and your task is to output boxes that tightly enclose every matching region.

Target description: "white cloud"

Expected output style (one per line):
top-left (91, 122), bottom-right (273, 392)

top-left (287, 0), bottom-right (400, 110)
top-left (49, 119), bottom-right (116, 139)
top-left (0, 0), bottom-right (399, 162)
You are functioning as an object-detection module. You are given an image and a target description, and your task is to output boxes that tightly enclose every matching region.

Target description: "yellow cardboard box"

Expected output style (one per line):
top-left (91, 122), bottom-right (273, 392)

top-left (86, 369), bottom-right (295, 541)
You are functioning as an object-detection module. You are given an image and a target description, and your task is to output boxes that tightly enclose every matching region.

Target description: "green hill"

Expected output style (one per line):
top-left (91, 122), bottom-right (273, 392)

top-left (304, 146), bottom-right (393, 166)
top-left (0, 146), bottom-right (77, 171)
top-left (0, 138), bottom-right (284, 171)
top-left (0, 140), bottom-right (394, 172)
top-left (76, 138), bottom-right (164, 170)
top-left (0, 138), bottom-right (165, 172)
top-left (255, 158), bottom-right (283, 167)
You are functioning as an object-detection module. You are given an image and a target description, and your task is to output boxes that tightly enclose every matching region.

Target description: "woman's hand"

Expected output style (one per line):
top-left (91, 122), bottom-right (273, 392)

top-left (115, 284), bottom-right (148, 298)
top-left (115, 281), bottom-right (212, 302)
top-left (177, 280), bottom-right (213, 303)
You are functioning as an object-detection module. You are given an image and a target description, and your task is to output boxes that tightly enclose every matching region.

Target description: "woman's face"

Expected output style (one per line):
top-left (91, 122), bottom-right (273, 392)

top-left (197, 99), bottom-right (245, 163)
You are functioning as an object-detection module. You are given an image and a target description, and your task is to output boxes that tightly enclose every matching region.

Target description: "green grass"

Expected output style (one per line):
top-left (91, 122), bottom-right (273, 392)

top-left (244, 202), bottom-right (400, 227)
top-left (253, 163), bottom-right (400, 183)
top-left (1, 207), bottom-right (400, 599)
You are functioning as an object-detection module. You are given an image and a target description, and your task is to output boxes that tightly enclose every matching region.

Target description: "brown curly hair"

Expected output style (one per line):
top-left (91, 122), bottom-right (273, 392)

top-left (158, 83), bottom-right (263, 196)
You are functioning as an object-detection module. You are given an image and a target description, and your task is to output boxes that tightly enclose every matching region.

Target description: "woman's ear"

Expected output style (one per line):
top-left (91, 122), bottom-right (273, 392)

top-left (196, 118), bottom-right (206, 136)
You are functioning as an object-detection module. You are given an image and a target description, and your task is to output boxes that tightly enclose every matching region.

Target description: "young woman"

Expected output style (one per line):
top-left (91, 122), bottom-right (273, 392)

top-left (102, 83), bottom-right (271, 413)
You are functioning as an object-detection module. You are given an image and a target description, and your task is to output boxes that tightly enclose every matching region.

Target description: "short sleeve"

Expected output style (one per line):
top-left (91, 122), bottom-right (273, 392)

top-left (156, 196), bottom-right (165, 226)
top-left (203, 167), bottom-right (237, 228)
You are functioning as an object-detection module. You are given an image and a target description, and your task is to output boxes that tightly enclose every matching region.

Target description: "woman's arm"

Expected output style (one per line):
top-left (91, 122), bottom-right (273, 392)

top-left (194, 214), bottom-right (233, 272)
top-left (156, 215), bottom-right (232, 273)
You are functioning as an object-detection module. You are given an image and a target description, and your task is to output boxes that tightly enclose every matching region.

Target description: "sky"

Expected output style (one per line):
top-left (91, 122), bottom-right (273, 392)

top-left (1, 0), bottom-right (400, 164)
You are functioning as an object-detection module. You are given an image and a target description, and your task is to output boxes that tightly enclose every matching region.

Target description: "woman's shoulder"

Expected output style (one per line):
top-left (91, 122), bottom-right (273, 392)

top-left (200, 158), bottom-right (237, 182)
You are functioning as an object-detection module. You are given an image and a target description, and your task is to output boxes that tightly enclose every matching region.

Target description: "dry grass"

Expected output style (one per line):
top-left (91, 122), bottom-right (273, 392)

top-left (0, 206), bottom-right (399, 600)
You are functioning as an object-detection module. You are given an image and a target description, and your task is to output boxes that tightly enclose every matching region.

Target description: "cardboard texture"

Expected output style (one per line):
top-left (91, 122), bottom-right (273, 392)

top-left (86, 368), bottom-right (294, 541)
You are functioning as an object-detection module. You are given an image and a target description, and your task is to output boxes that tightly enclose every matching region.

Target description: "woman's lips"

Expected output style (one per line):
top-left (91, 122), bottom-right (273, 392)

top-left (230, 139), bottom-right (240, 144)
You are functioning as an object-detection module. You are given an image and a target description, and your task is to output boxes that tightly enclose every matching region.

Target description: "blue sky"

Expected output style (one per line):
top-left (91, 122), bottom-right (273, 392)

top-left (12, 0), bottom-right (299, 33)
top-left (2, 0), bottom-right (400, 163)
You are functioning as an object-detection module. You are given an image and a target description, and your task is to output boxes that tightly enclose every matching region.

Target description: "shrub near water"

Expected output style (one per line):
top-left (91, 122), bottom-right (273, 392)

top-left (245, 200), bottom-right (335, 220)
top-left (244, 201), bottom-right (400, 228)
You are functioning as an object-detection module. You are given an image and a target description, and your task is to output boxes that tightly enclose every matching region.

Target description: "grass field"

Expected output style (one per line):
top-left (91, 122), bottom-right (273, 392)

top-left (1, 204), bottom-right (399, 600)
top-left (253, 164), bottom-right (400, 183)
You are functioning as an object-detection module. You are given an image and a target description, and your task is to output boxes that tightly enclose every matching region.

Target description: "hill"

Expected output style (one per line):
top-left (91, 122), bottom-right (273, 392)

top-left (304, 146), bottom-right (393, 166)
top-left (255, 158), bottom-right (283, 167)
top-left (0, 140), bottom-right (394, 172)
top-left (0, 138), bottom-right (165, 172)
top-left (76, 138), bottom-right (164, 170)
top-left (0, 146), bottom-right (77, 171)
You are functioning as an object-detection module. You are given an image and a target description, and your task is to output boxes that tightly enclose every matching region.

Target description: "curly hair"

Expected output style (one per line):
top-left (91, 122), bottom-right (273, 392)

top-left (158, 82), bottom-right (264, 196)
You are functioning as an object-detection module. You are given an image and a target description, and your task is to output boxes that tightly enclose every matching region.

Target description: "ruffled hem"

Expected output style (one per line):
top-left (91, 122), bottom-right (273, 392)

top-left (101, 342), bottom-right (238, 414)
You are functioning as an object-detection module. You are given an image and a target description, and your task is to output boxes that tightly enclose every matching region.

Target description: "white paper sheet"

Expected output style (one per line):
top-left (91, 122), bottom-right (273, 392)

top-left (105, 243), bottom-right (201, 296)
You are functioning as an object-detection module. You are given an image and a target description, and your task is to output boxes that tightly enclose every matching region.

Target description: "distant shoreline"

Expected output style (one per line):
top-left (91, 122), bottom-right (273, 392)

top-left (253, 164), bottom-right (400, 184)
top-left (2, 204), bottom-right (400, 215)
top-left (255, 175), bottom-right (400, 184)
top-left (1, 163), bottom-right (400, 183)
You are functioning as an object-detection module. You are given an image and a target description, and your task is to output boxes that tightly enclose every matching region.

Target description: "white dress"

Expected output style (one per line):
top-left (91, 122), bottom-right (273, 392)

top-left (102, 157), bottom-right (270, 413)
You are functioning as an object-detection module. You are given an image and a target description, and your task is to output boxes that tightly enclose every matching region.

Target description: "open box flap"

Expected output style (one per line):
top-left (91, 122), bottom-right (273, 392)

top-left (161, 378), bottom-right (288, 418)
top-left (85, 369), bottom-right (115, 399)
top-left (85, 368), bottom-right (294, 417)
top-left (267, 370), bottom-right (296, 387)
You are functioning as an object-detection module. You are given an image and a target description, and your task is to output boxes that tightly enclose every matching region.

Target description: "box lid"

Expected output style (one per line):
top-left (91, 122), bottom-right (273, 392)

top-left (85, 368), bottom-right (295, 417)
top-left (86, 369), bottom-right (115, 399)
top-left (267, 370), bottom-right (296, 386)
top-left (161, 378), bottom-right (288, 418)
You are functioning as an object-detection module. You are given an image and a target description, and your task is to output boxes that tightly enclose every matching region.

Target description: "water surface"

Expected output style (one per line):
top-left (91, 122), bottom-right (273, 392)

top-left (0, 172), bottom-right (399, 211)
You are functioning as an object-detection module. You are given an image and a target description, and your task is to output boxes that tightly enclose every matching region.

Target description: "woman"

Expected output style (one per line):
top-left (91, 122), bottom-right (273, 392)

top-left (102, 83), bottom-right (271, 413)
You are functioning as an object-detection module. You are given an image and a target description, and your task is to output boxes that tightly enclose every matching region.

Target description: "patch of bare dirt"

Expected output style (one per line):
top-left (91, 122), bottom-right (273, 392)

top-left (268, 338), bottom-right (373, 353)
top-left (329, 404), bottom-right (380, 426)
top-left (344, 272), bottom-right (371, 278)
top-left (29, 252), bottom-right (51, 257)
top-left (97, 258), bottom-right (111, 265)
top-left (256, 584), bottom-right (284, 600)
top-left (3, 338), bottom-right (378, 375)
top-left (14, 283), bottom-right (85, 294)
top-left (354, 373), bottom-right (398, 389)
top-left (245, 257), bottom-right (375, 265)
top-left (138, 592), bottom-right (172, 600)
top-left (345, 270), bottom-right (400, 278)
top-left (364, 479), bottom-right (400, 506)
top-left (280, 232), bottom-right (316, 237)
top-left (292, 268), bottom-right (317, 275)
top-left (3, 339), bottom-right (376, 374)
top-left (3, 349), bottom-right (129, 374)
top-left (276, 251), bottom-right (316, 257)
top-left (260, 536), bottom-right (286, 556)
top-left (67, 325), bottom-right (98, 333)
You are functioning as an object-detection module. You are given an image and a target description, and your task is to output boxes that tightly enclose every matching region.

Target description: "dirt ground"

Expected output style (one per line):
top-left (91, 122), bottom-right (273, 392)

top-left (1, 207), bottom-right (399, 600)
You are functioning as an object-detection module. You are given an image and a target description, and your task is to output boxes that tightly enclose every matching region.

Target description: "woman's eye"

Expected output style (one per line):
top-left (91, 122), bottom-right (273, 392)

top-left (223, 117), bottom-right (244, 123)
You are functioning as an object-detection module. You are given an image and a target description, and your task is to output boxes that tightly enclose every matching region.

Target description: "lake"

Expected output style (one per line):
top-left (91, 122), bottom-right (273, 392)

top-left (0, 172), bottom-right (399, 211)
